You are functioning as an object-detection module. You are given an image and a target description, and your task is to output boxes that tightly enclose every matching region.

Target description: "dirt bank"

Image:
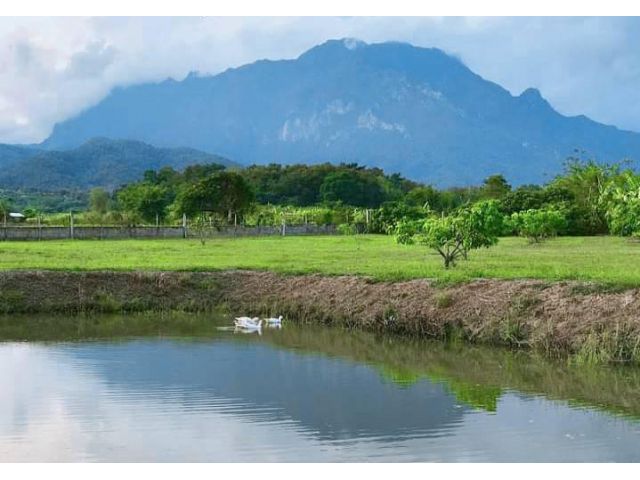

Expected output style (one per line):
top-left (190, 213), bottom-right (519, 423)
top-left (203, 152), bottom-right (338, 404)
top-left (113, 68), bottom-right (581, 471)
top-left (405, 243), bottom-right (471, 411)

top-left (1, 270), bottom-right (639, 363)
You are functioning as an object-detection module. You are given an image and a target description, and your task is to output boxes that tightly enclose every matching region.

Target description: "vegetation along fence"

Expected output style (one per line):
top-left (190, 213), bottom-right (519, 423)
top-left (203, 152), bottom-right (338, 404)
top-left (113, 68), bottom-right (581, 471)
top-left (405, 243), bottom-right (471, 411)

top-left (1, 223), bottom-right (337, 241)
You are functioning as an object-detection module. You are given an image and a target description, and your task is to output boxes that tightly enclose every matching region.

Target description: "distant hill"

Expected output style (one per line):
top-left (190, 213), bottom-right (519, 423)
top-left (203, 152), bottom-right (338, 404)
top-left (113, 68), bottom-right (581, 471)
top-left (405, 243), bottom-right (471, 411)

top-left (0, 144), bottom-right (42, 168)
top-left (0, 138), bottom-right (238, 190)
top-left (40, 38), bottom-right (640, 186)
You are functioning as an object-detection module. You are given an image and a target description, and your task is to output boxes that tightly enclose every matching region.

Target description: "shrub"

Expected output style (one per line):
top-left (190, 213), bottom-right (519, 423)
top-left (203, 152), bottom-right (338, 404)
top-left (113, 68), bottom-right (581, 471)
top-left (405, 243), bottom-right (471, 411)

top-left (510, 208), bottom-right (568, 243)
top-left (601, 172), bottom-right (640, 237)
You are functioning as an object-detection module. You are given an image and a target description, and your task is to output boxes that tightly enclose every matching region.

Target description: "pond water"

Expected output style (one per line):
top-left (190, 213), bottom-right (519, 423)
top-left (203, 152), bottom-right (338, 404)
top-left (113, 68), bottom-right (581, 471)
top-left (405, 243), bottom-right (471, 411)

top-left (1, 313), bottom-right (640, 462)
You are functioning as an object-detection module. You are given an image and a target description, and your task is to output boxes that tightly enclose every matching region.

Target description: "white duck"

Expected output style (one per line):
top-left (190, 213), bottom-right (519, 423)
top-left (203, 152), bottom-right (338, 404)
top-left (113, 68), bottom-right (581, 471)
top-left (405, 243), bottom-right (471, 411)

top-left (238, 319), bottom-right (263, 331)
top-left (265, 315), bottom-right (283, 326)
top-left (234, 316), bottom-right (259, 328)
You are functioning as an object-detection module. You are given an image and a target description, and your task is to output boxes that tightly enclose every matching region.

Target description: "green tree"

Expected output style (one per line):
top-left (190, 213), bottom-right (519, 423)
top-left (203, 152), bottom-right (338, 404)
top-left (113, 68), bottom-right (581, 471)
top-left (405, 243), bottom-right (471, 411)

top-left (550, 158), bottom-right (622, 234)
top-left (510, 208), bottom-right (568, 243)
top-left (481, 174), bottom-right (511, 199)
top-left (320, 170), bottom-right (387, 208)
top-left (0, 198), bottom-right (11, 221)
top-left (397, 201), bottom-right (503, 268)
top-left (117, 184), bottom-right (171, 223)
top-left (174, 171), bottom-right (255, 221)
top-left (601, 171), bottom-right (640, 237)
top-left (89, 187), bottom-right (110, 214)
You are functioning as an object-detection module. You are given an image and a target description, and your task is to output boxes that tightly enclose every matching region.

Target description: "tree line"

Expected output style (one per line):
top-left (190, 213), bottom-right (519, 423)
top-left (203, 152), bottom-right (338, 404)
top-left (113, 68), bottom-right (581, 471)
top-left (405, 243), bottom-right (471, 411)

top-left (3, 157), bottom-right (640, 266)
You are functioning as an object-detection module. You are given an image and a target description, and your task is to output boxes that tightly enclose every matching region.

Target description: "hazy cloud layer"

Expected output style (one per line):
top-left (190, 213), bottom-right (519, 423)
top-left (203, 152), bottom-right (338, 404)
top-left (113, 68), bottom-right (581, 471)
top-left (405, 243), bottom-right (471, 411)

top-left (0, 16), bottom-right (639, 144)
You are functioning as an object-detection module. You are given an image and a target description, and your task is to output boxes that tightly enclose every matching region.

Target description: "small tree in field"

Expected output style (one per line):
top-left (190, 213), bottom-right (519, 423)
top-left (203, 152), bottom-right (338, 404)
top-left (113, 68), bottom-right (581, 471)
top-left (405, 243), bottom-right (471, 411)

top-left (510, 208), bottom-right (567, 243)
top-left (396, 201), bottom-right (503, 268)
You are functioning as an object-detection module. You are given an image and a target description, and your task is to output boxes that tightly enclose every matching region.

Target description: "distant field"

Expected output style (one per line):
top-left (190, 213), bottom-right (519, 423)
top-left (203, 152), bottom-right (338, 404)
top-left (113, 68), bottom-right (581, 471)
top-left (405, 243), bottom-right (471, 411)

top-left (1, 235), bottom-right (639, 285)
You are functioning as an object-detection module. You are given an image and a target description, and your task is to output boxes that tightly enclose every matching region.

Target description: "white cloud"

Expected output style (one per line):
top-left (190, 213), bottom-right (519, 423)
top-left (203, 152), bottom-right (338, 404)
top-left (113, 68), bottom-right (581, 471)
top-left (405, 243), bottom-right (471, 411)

top-left (0, 17), bottom-right (639, 144)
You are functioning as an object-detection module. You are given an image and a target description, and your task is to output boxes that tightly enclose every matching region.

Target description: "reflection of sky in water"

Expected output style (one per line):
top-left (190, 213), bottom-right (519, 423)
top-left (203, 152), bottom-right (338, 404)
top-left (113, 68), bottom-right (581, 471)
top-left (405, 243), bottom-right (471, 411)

top-left (1, 339), bottom-right (640, 462)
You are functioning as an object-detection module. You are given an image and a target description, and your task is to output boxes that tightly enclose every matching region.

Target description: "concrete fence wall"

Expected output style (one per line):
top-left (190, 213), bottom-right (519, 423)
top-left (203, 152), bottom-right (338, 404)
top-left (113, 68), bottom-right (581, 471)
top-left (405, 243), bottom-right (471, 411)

top-left (0, 224), bottom-right (337, 241)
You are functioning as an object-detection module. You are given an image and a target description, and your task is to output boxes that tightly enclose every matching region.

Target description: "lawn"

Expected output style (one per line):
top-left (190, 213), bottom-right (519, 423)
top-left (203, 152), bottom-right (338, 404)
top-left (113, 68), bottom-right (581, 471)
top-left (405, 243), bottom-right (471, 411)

top-left (0, 235), bottom-right (639, 285)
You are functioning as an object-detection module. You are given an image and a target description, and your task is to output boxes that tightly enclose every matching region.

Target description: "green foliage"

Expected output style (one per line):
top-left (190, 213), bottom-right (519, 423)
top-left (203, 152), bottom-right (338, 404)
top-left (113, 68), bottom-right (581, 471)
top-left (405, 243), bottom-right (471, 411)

top-left (6, 154), bottom-right (636, 242)
top-left (399, 201), bottom-right (503, 268)
top-left (240, 162), bottom-right (413, 207)
top-left (510, 208), bottom-right (568, 243)
top-left (549, 158), bottom-right (621, 235)
top-left (0, 188), bottom-right (88, 213)
top-left (481, 174), bottom-right (511, 199)
top-left (600, 171), bottom-right (640, 237)
top-left (320, 170), bottom-right (387, 207)
top-left (174, 171), bottom-right (255, 220)
top-left (370, 202), bottom-right (428, 235)
top-left (117, 183), bottom-right (172, 223)
top-left (89, 187), bottom-right (110, 214)
top-left (0, 197), bottom-right (11, 218)
top-left (336, 223), bottom-right (358, 235)
top-left (393, 219), bottom-right (423, 245)
top-left (405, 185), bottom-right (480, 212)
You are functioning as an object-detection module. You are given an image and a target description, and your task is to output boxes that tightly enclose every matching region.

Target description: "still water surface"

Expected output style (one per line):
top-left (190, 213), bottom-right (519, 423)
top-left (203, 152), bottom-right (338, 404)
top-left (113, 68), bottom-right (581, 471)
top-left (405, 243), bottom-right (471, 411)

top-left (1, 313), bottom-right (640, 462)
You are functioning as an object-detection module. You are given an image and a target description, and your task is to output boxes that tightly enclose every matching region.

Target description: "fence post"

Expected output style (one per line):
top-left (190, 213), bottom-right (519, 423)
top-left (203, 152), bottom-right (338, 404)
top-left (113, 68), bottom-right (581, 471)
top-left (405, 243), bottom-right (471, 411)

top-left (69, 211), bottom-right (75, 240)
top-left (37, 215), bottom-right (42, 241)
top-left (182, 213), bottom-right (187, 239)
top-left (2, 213), bottom-right (6, 241)
top-left (281, 219), bottom-right (286, 237)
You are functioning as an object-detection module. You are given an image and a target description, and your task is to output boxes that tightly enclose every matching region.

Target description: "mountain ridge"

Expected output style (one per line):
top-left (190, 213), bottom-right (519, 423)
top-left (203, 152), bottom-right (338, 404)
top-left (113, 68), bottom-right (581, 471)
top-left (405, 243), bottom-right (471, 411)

top-left (28, 38), bottom-right (640, 185)
top-left (0, 138), bottom-right (238, 190)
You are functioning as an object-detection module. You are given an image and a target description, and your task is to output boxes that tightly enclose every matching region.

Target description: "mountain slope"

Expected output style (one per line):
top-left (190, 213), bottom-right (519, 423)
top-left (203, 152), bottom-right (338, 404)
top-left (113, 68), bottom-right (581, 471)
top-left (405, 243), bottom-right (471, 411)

top-left (0, 138), bottom-right (238, 190)
top-left (0, 144), bottom-right (42, 168)
top-left (42, 39), bottom-right (640, 186)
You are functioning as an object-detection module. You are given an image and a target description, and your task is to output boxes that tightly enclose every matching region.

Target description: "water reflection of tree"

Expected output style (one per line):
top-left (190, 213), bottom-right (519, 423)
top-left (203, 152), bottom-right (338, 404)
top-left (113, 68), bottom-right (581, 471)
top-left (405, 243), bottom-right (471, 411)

top-left (2, 313), bottom-right (640, 420)
top-left (259, 323), bottom-right (640, 419)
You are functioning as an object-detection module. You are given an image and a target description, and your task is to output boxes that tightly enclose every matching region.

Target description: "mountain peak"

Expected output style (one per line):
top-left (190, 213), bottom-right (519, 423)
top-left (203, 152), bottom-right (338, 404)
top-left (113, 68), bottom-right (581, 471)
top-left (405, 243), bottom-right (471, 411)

top-left (341, 38), bottom-right (367, 50)
top-left (36, 38), bottom-right (640, 186)
top-left (298, 38), bottom-right (367, 62)
top-left (520, 87), bottom-right (542, 99)
top-left (518, 87), bottom-right (552, 110)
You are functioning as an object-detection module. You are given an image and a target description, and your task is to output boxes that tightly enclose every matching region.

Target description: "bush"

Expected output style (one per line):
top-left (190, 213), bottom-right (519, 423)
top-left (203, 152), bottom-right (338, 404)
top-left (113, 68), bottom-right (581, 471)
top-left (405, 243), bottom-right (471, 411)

top-left (510, 208), bottom-right (568, 243)
top-left (337, 223), bottom-right (357, 235)
top-left (393, 219), bottom-right (423, 245)
top-left (601, 172), bottom-right (640, 237)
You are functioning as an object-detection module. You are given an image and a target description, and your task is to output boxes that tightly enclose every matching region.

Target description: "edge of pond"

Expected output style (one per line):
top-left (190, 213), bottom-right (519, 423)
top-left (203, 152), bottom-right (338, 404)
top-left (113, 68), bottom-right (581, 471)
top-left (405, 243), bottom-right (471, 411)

top-left (1, 269), bottom-right (639, 365)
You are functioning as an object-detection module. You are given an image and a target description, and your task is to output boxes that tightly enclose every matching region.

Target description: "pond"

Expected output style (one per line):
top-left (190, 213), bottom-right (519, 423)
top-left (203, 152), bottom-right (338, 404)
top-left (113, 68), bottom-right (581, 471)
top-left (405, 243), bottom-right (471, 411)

top-left (1, 312), bottom-right (639, 462)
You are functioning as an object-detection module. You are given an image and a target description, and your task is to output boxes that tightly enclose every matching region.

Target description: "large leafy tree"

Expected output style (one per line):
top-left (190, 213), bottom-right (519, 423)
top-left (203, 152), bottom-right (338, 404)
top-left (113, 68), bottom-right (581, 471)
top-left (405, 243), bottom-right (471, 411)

top-left (117, 183), bottom-right (172, 223)
top-left (175, 171), bottom-right (255, 220)
top-left (320, 170), bottom-right (386, 208)
top-left (550, 158), bottom-right (622, 235)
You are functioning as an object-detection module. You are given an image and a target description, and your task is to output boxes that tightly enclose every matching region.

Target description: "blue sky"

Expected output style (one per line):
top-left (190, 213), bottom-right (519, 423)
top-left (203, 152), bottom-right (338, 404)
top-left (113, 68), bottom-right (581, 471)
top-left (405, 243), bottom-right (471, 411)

top-left (1, 16), bottom-right (639, 144)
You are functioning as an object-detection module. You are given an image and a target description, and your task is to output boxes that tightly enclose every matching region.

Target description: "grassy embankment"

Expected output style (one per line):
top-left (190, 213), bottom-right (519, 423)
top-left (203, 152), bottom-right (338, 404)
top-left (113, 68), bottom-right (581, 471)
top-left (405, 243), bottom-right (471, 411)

top-left (0, 234), bottom-right (639, 285)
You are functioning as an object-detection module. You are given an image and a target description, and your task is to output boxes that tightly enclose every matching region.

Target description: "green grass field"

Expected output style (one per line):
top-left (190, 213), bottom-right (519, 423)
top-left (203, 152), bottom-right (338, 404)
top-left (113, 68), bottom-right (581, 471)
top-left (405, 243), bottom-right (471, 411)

top-left (1, 235), bottom-right (639, 285)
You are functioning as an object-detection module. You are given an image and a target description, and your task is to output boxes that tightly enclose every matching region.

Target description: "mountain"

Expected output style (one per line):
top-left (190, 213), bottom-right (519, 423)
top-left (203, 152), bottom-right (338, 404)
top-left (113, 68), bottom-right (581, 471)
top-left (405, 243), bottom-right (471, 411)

top-left (41, 38), bottom-right (640, 186)
top-left (0, 144), bottom-right (42, 168)
top-left (0, 138), bottom-right (238, 190)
